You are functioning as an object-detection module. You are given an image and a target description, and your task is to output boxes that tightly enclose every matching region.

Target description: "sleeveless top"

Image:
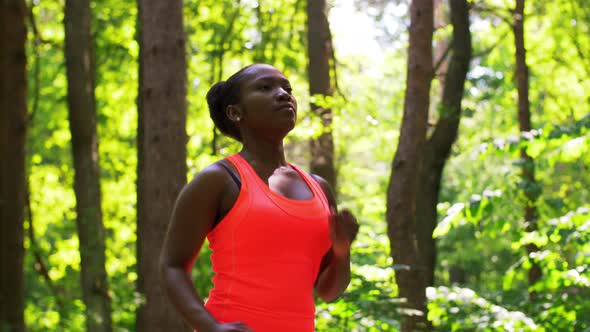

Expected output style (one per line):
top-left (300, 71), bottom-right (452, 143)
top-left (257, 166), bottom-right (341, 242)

top-left (204, 154), bottom-right (332, 332)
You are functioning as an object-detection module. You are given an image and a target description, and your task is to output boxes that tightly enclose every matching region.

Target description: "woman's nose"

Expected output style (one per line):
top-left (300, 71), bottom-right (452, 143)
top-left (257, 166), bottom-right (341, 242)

top-left (276, 87), bottom-right (291, 100)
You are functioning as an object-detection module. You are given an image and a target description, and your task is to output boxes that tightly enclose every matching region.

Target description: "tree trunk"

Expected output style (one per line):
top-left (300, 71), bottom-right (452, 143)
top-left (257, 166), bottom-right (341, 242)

top-left (449, 266), bottom-right (466, 284)
top-left (513, 0), bottom-right (541, 300)
top-left (0, 1), bottom-right (27, 331)
top-left (416, 0), bottom-right (472, 288)
top-left (386, 0), bottom-right (433, 330)
top-left (63, 1), bottom-right (113, 330)
top-left (137, 0), bottom-right (188, 330)
top-left (306, 0), bottom-right (336, 189)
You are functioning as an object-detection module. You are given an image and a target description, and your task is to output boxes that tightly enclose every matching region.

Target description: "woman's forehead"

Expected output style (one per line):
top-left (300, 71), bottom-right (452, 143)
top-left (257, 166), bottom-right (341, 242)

top-left (243, 64), bottom-right (287, 81)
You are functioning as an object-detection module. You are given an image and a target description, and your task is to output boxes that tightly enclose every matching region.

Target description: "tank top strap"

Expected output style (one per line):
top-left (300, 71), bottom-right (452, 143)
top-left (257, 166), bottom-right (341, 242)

top-left (206, 154), bottom-right (253, 239)
top-left (226, 154), bottom-right (247, 178)
top-left (225, 154), bottom-right (329, 219)
top-left (226, 153), bottom-right (259, 189)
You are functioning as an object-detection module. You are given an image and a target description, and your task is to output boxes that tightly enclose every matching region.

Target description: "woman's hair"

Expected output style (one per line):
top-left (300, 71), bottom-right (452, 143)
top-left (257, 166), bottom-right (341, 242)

top-left (206, 64), bottom-right (257, 142)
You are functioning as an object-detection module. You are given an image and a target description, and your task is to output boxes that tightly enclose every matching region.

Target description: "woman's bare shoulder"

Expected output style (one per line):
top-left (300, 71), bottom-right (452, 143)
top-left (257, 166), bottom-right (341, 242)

top-left (181, 160), bottom-right (234, 199)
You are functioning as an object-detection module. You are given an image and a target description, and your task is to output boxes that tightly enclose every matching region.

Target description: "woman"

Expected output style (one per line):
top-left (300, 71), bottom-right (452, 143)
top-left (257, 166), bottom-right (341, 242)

top-left (160, 63), bottom-right (359, 332)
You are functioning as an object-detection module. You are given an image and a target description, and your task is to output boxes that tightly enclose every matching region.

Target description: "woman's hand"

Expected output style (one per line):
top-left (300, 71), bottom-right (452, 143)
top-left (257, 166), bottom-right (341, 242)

top-left (329, 208), bottom-right (359, 257)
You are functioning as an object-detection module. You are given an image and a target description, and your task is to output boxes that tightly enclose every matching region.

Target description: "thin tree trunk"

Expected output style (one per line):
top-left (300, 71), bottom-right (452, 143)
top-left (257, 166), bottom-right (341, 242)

top-left (63, 1), bottom-right (112, 330)
top-left (0, 1), bottom-right (27, 331)
top-left (386, 0), bottom-right (433, 330)
top-left (209, 2), bottom-right (240, 156)
top-left (449, 266), bottom-right (466, 284)
top-left (513, 0), bottom-right (541, 300)
top-left (254, 1), bottom-right (268, 63)
top-left (416, 0), bottom-right (472, 288)
top-left (137, 0), bottom-right (188, 330)
top-left (433, 0), bottom-right (450, 87)
top-left (306, 0), bottom-right (336, 189)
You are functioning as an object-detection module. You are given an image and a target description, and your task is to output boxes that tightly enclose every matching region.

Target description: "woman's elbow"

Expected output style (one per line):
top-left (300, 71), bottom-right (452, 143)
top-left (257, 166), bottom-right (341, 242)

top-left (321, 294), bottom-right (340, 303)
top-left (159, 253), bottom-right (181, 283)
top-left (160, 254), bottom-right (192, 282)
top-left (316, 287), bottom-right (342, 303)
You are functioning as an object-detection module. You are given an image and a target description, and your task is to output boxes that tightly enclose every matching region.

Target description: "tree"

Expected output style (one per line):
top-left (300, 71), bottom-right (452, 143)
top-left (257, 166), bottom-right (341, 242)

top-left (513, 0), bottom-right (541, 299)
top-left (0, 0), bottom-right (27, 331)
top-left (306, 0), bottom-right (336, 189)
top-left (416, 0), bottom-right (472, 287)
top-left (386, 0), bottom-right (433, 330)
top-left (63, 0), bottom-right (112, 330)
top-left (136, 0), bottom-right (188, 330)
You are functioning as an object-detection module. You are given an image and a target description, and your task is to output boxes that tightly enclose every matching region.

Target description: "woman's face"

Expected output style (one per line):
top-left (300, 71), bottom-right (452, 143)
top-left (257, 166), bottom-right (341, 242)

top-left (234, 64), bottom-right (298, 136)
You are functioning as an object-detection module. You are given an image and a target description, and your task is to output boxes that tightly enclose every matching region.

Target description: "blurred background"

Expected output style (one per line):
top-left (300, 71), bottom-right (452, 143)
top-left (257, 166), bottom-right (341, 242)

top-left (1, 0), bottom-right (589, 331)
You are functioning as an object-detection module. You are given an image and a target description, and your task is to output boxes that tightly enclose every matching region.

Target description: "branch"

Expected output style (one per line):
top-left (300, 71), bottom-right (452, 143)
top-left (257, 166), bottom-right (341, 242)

top-left (216, 0), bottom-right (242, 80)
top-left (268, 4), bottom-right (281, 64)
top-left (209, 1), bottom-right (242, 155)
top-left (26, 1), bottom-right (58, 46)
top-left (568, 0), bottom-right (590, 77)
top-left (25, 179), bottom-right (66, 312)
top-left (322, 10), bottom-right (348, 102)
top-left (287, 0), bottom-right (304, 50)
top-left (28, 43), bottom-right (41, 125)
top-left (471, 1), bottom-right (513, 26)
top-left (472, 29), bottom-right (510, 59)
top-left (433, 41), bottom-right (452, 79)
top-left (26, 1), bottom-right (42, 124)
top-left (254, 0), bottom-right (267, 62)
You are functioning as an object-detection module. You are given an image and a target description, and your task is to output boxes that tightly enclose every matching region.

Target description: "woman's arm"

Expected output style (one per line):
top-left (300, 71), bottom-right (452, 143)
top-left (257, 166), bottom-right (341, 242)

top-left (160, 164), bottom-right (249, 331)
top-left (312, 175), bottom-right (359, 302)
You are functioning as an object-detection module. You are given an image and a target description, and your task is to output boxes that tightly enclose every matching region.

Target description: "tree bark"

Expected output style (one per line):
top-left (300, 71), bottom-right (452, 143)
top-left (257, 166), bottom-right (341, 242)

top-left (416, 0), bottom-right (472, 288)
top-left (386, 0), bottom-right (433, 330)
top-left (137, 0), bottom-right (188, 330)
top-left (306, 0), bottom-right (336, 189)
top-left (0, 1), bottom-right (27, 331)
top-left (513, 0), bottom-right (541, 300)
top-left (63, 1), bottom-right (112, 330)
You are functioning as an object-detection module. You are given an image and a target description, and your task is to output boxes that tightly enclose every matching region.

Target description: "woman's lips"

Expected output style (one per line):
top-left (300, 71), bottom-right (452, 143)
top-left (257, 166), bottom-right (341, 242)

top-left (276, 103), bottom-right (295, 112)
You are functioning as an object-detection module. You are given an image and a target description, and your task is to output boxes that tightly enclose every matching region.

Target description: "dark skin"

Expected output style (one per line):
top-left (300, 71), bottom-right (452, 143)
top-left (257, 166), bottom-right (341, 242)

top-left (160, 64), bottom-right (359, 332)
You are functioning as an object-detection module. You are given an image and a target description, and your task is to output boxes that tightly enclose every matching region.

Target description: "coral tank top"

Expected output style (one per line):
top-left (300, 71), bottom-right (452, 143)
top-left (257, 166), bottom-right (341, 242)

top-left (204, 153), bottom-right (332, 332)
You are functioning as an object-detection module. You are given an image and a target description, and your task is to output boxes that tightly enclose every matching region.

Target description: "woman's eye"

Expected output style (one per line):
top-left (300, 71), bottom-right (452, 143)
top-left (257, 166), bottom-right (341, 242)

top-left (259, 85), bottom-right (270, 91)
top-left (285, 86), bottom-right (293, 94)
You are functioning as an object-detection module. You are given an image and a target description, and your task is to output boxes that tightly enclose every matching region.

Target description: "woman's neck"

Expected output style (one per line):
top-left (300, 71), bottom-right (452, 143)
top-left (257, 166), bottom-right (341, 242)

top-left (239, 138), bottom-right (287, 169)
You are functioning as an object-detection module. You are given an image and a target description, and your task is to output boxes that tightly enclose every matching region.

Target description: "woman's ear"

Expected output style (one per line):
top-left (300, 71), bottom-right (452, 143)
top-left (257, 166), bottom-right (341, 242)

top-left (226, 105), bottom-right (242, 123)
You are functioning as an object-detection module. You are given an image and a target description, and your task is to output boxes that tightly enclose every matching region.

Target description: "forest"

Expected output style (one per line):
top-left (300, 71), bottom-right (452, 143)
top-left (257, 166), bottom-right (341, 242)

top-left (1, 0), bottom-right (589, 331)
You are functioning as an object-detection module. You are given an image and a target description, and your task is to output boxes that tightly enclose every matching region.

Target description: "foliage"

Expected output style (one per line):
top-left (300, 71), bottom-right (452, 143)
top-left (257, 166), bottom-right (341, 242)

top-left (21, 0), bottom-right (590, 330)
top-left (428, 286), bottom-right (543, 331)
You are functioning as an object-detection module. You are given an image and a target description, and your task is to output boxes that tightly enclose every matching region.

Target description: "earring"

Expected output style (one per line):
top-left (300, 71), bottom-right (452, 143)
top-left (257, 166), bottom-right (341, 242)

top-left (236, 117), bottom-right (241, 122)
